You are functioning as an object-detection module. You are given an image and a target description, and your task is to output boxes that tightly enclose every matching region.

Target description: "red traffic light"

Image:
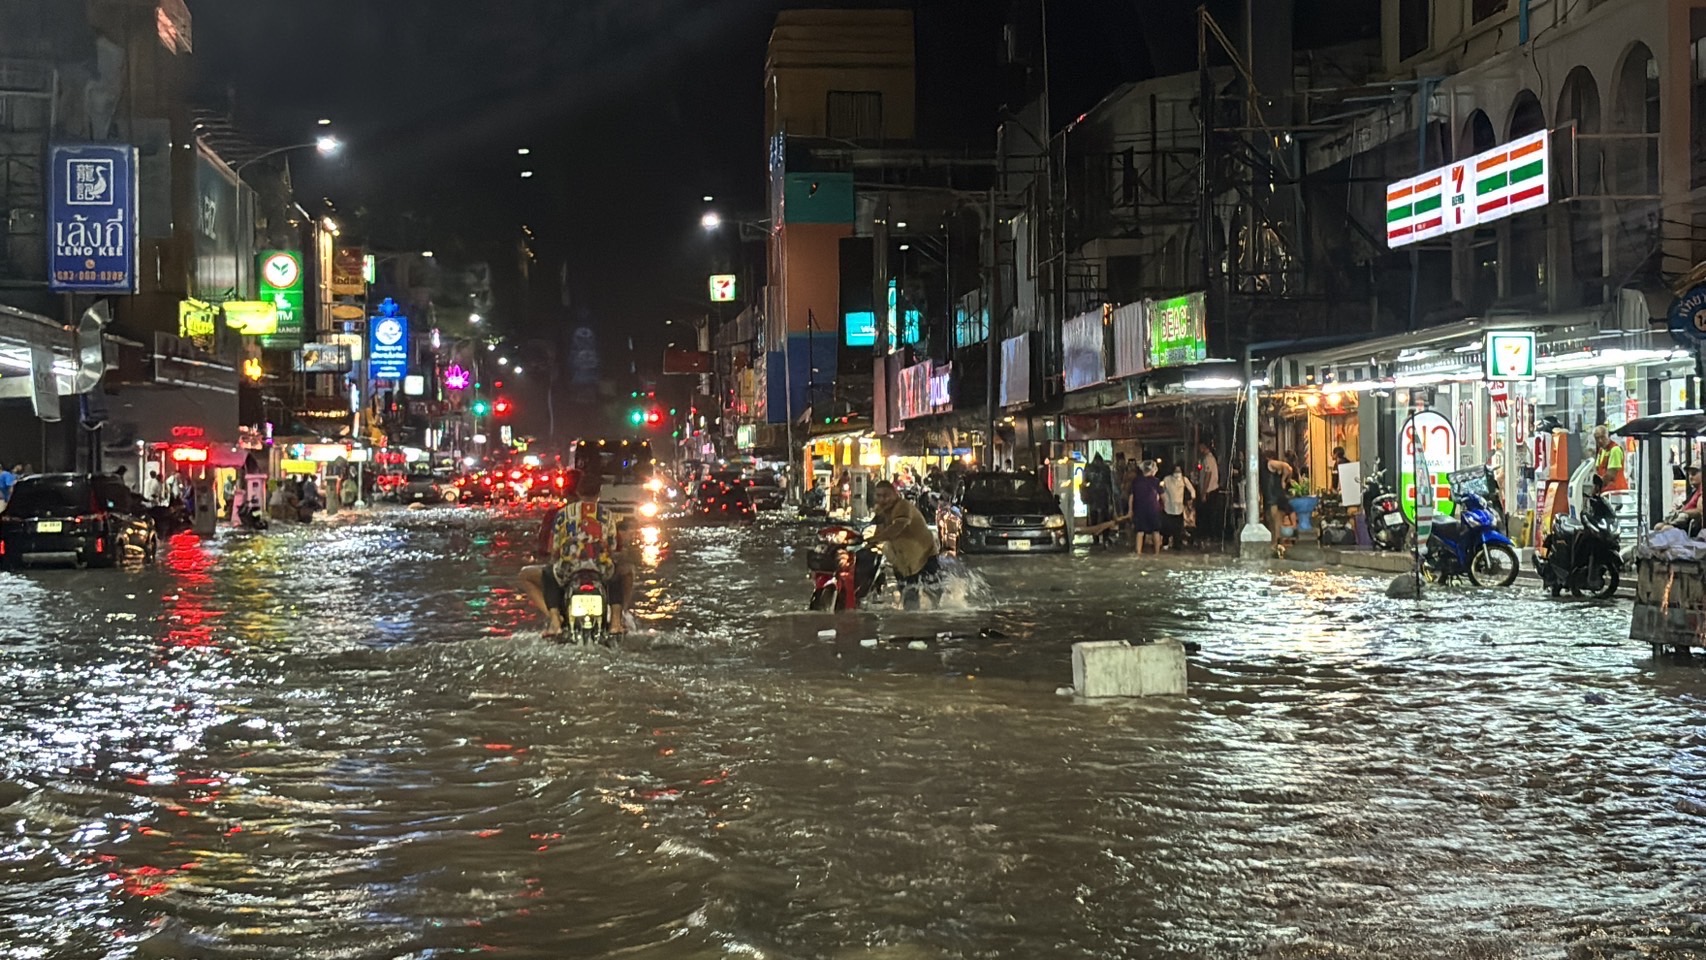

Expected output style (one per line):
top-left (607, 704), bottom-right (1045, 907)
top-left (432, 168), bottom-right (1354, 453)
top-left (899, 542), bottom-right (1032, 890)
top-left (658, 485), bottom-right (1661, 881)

top-left (645, 408), bottom-right (663, 425)
top-left (493, 398), bottom-right (513, 416)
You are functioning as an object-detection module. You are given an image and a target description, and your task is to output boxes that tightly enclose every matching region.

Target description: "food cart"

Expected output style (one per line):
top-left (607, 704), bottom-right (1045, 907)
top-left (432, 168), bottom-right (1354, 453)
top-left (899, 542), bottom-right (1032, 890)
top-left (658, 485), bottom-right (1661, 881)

top-left (1615, 412), bottom-right (1706, 657)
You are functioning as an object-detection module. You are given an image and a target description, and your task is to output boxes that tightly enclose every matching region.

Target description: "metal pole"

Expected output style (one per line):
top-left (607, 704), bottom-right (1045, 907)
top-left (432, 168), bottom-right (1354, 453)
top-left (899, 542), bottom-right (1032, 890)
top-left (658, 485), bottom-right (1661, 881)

top-left (985, 187), bottom-right (999, 468)
top-left (1198, 8), bottom-right (1216, 304)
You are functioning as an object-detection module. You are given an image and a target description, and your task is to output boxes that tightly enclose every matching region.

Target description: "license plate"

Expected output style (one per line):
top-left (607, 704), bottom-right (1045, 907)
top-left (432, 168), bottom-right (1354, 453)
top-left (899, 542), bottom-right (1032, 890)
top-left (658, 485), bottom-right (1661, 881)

top-left (569, 594), bottom-right (605, 619)
top-left (1007, 539), bottom-right (1032, 551)
top-left (35, 520), bottom-right (62, 533)
top-left (1383, 513), bottom-right (1406, 527)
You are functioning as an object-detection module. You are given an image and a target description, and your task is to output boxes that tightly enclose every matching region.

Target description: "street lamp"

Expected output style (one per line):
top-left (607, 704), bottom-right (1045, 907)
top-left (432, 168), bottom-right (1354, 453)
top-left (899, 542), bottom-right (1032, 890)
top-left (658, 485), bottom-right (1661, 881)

top-left (235, 135), bottom-right (342, 175)
top-left (469, 313), bottom-right (483, 324)
top-left (700, 211), bottom-right (722, 230)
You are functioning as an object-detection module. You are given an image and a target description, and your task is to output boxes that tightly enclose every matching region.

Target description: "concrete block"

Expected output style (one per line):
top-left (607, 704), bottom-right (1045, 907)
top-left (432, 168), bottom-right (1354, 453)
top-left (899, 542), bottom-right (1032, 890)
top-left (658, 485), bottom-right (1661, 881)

top-left (1071, 639), bottom-right (1187, 699)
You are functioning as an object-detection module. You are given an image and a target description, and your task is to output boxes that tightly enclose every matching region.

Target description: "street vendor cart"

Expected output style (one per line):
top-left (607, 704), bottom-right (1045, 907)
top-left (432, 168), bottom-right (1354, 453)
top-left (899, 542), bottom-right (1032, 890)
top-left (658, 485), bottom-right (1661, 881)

top-left (1615, 412), bottom-right (1706, 657)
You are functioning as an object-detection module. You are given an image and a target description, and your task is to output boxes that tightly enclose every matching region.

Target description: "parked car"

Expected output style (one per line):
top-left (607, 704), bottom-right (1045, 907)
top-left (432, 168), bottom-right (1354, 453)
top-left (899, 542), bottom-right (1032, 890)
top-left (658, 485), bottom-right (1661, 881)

top-left (938, 472), bottom-right (1068, 555)
top-left (0, 473), bottom-right (156, 568)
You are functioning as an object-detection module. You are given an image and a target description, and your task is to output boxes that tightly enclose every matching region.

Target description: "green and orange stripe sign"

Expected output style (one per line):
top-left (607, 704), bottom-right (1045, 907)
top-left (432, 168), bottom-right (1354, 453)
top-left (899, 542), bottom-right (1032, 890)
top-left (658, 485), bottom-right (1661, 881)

top-left (1385, 129), bottom-right (1549, 249)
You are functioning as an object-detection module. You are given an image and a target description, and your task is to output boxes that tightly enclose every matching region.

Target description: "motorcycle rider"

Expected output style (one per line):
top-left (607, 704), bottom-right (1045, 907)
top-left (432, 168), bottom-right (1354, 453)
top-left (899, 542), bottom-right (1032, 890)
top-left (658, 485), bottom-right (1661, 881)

top-left (519, 468), bottom-right (627, 636)
top-left (868, 479), bottom-right (941, 610)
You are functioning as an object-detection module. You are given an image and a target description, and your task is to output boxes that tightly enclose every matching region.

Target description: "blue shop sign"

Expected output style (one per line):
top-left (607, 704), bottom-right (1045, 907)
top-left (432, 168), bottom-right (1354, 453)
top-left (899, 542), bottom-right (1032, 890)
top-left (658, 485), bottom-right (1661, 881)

top-left (368, 298), bottom-right (409, 381)
top-left (48, 144), bottom-right (138, 293)
top-left (1669, 284), bottom-right (1706, 344)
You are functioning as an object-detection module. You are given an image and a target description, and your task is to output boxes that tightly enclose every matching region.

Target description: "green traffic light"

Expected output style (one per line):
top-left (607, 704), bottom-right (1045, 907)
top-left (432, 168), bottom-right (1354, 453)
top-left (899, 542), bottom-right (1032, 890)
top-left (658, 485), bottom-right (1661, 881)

top-left (629, 409), bottom-right (645, 426)
top-left (473, 400), bottom-right (490, 416)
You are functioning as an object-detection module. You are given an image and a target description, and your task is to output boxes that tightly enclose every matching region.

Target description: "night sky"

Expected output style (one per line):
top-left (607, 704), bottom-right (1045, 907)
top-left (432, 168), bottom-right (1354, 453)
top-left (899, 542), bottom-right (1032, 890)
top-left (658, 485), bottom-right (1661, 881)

top-left (190, 0), bottom-right (1373, 376)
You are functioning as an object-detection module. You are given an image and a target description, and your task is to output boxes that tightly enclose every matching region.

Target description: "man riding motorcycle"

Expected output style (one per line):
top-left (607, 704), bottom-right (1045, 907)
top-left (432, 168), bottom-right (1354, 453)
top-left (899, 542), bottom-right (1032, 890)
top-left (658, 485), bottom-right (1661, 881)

top-left (869, 479), bottom-right (942, 610)
top-left (518, 469), bottom-right (632, 636)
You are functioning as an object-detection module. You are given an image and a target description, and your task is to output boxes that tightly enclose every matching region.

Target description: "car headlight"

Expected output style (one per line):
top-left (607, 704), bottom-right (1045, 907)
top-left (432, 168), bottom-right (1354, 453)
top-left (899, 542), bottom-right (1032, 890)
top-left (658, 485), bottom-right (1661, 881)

top-left (967, 515), bottom-right (990, 528)
top-left (1044, 514), bottom-right (1066, 529)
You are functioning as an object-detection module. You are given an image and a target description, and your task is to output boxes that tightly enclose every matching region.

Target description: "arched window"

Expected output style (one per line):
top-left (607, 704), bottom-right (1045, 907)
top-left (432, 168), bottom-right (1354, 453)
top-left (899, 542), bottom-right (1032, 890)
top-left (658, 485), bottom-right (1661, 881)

top-left (1507, 90), bottom-right (1545, 139)
top-left (1556, 66), bottom-right (1605, 306)
top-left (1460, 110), bottom-right (1496, 160)
top-left (1613, 43), bottom-right (1659, 196)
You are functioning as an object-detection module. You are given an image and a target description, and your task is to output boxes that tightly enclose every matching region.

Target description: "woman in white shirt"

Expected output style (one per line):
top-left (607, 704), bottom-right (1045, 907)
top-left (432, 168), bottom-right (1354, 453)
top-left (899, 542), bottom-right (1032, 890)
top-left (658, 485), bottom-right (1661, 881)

top-left (1160, 463), bottom-right (1196, 549)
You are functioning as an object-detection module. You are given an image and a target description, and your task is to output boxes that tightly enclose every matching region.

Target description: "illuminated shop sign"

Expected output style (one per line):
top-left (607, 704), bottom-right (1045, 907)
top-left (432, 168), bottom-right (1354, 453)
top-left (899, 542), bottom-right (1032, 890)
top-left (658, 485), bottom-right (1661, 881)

top-left (1387, 130), bottom-right (1549, 248)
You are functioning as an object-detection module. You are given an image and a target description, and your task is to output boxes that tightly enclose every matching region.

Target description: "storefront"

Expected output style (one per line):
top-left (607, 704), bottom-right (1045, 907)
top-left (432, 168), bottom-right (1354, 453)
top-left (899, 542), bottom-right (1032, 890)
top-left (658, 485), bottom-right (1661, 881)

top-left (1269, 314), bottom-right (1691, 544)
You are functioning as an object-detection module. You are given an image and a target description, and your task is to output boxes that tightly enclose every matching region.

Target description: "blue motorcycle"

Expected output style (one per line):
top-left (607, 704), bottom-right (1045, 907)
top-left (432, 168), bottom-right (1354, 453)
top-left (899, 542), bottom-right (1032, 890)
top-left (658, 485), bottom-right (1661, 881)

top-left (1421, 493), bottom-right (1520, 587)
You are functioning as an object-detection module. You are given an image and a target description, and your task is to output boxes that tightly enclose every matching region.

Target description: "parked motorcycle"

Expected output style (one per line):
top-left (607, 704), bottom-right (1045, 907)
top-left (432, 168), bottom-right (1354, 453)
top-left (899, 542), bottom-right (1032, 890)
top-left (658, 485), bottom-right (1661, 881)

top-left (1362, 460), bottom-right (1408, 551)
top-left (1421, 493), bottom-right (1520, 587)
top-left (807, 525), bottom-right (887, 611)
top-left (1535, 493), bottom-right (1622, 599)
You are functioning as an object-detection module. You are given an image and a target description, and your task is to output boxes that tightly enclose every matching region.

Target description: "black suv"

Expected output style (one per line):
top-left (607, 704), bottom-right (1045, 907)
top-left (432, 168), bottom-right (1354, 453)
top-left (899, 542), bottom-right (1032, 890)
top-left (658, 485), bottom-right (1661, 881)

top-left (0, 473), bottom-right (157, 568)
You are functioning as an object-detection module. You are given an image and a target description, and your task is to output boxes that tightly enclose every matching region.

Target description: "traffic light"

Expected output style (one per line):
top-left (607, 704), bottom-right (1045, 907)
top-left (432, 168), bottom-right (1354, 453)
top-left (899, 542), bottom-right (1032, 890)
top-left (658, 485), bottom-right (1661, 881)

top-left (472, 399), bottom-right (491, 416)
top-left (493, 398), bottom-right (513, 416)
top-left (645, 408), bottom-right (663, 426)
top-left (629, 408), bottom-right (645, 426)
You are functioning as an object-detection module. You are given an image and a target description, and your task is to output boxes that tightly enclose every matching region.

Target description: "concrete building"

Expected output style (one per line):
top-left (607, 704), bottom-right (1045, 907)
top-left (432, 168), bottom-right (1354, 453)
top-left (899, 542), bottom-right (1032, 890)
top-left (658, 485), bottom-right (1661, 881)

top-left (0, 0), bottom-right (245, 473)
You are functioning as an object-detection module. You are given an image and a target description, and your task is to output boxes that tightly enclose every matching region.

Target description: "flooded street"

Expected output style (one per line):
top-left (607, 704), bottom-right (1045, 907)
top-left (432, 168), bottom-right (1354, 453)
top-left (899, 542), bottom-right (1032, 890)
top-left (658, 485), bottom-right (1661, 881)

top-left (3, 507), bottom-right (1705, 959)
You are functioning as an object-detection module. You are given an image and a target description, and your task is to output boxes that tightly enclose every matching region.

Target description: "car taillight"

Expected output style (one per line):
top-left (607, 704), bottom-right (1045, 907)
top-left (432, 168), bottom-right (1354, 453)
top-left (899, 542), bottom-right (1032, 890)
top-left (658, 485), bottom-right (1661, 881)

top-left (96, 536), bottom-right (105, 553)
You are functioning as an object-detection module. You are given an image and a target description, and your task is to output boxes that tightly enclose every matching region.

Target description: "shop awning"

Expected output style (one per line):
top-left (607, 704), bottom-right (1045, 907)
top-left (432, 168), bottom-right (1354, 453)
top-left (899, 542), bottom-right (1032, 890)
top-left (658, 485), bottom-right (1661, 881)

top-left (1265, 310), bottom-right (1605, 389)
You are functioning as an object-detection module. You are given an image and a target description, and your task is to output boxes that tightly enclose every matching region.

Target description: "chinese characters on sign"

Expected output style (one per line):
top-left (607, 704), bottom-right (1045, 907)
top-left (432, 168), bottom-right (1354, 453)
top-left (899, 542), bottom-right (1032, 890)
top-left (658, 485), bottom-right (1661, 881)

top-left (49, 144), bottom-right (138, 293)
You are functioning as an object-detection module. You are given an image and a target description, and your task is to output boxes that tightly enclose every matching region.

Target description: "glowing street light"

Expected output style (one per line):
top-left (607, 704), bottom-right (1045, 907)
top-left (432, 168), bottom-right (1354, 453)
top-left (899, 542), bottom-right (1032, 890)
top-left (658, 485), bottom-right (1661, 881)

top-left (315, 135), bottom-right (341, 155)
top-left (520, 170), bottom-right (535, 179)
top-left (700, 211), bottom-right (722, 230)
top-left (317, 117), bottom-right (333, 126)
top-left (702, 194), bottom-right (714, 202)
top-left (497, 356), bottom-right (508, 365)
top-left (469, 312), bottom-right (483, 324)
top-left (513, 365), bottom-right (523, 374)
top-left (517, 147), bottom-right (532, 156)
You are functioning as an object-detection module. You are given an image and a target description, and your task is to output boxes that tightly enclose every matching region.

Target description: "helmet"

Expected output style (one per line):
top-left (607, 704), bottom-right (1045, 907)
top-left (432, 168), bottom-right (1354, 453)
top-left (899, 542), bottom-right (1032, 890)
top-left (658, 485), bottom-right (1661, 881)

top-left (1460, 493), bottom-right (1487, 513)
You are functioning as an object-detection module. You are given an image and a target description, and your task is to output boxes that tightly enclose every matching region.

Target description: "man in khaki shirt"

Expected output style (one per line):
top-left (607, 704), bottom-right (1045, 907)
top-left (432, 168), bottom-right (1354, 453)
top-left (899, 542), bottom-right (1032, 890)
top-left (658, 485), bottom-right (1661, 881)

top-left (869, 480), bottom-right (941, 609)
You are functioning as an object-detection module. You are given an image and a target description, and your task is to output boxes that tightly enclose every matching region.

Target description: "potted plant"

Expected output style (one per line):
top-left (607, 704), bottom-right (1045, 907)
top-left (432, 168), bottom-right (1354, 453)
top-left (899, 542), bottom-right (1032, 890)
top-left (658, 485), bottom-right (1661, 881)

top-left (1288, 479), bottom-right (1320, 532)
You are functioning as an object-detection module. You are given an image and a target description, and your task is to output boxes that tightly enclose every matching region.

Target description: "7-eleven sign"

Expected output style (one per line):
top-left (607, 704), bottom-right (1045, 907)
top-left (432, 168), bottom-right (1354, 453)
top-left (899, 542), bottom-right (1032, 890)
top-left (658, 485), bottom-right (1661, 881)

top-left (708, 274), bottom-right (737, 303)
top-left (1386, 130), bottom-right (1550, 249)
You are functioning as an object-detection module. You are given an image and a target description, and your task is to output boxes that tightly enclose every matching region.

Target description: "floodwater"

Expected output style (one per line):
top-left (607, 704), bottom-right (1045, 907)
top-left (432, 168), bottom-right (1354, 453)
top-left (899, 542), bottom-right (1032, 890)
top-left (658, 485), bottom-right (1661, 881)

top-left (2, 506), bottom-right (1704, 959)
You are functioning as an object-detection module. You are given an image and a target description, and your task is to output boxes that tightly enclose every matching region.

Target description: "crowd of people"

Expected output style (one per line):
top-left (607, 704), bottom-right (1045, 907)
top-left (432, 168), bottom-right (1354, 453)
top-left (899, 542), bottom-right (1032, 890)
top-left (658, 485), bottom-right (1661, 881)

top-left (1079, 442), bottom-right (1223, 555)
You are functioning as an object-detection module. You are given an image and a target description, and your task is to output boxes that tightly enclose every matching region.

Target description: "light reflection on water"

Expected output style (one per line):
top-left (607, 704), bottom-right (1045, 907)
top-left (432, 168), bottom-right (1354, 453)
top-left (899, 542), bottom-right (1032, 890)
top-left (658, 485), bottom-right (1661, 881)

top-left (0, 505), bottom-right (1702, 958)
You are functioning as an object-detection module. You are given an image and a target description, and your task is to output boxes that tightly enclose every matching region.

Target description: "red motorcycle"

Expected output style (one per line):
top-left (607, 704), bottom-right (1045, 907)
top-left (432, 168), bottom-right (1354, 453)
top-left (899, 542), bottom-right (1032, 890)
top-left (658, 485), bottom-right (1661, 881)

top-left (806, 525), bottom-right (886, 611)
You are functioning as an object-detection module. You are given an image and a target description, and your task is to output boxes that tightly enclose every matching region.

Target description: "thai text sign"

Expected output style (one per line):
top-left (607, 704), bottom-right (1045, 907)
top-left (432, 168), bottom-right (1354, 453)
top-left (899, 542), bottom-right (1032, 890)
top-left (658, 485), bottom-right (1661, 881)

top-left (368, 299), bottom-right (409, 381)
top-left (1388, 130), bottom-right (1548, 247)
top-left (258, 250), bottom-right (306, 348)
top-left (1399, 410), bottom-right (1456, 522)
top-left (1147, 292), bottom-right (1207, 369)
top-left (49, 144), bottom-right (138, 292)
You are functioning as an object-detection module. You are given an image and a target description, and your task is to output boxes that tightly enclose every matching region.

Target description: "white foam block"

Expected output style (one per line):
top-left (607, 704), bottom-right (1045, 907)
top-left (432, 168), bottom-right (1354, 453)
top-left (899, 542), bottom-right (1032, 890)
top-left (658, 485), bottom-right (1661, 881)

top-left (1071, 640), bottom-right (1187, 699)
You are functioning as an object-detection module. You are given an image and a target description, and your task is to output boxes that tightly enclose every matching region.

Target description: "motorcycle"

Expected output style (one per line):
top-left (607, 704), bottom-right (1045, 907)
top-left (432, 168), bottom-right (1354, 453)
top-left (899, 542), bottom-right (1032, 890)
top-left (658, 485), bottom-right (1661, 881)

top-left (1535, 493), bottom-right (1623, 599)
top-left (1421, 492), bottom-right (1520, 587)
top-left (807, 525), bottom-right (887, 611)
top-left (237, 500), bottom-right (269, 531)
top-left (1362, 460), bottom-right (1408, 551)
top-left (558, 567), bottom-right (613, 645)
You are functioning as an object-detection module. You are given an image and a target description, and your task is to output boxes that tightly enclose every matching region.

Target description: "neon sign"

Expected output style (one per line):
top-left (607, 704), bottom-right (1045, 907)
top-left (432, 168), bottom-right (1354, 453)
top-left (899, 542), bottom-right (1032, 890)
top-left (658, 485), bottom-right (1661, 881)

top-left (444, 364), bottom-right (470, 390)
top-left (170, 425), bottom-right (205, 439)
top-left (171, 446), bottom-right (208, 463)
